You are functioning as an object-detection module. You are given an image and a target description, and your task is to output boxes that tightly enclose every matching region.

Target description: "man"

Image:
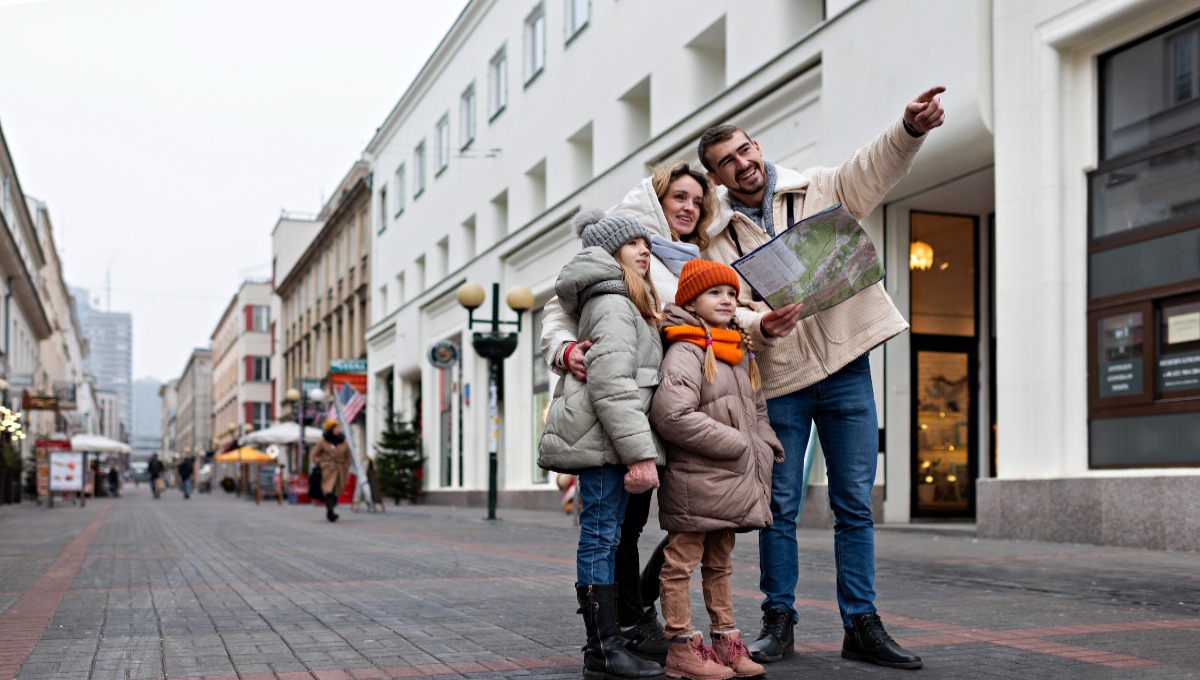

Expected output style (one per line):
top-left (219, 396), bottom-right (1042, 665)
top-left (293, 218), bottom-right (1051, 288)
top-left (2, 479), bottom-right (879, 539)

top-left (178, 456), bottom-right (194, 499)
top-left (696, 86), bottom-right (946, 669)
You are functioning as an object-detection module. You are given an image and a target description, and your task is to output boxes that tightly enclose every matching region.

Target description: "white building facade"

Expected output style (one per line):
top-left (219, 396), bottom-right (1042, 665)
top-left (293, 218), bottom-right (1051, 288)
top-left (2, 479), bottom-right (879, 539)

top-left (364, 0), bottom-right (1200, 547)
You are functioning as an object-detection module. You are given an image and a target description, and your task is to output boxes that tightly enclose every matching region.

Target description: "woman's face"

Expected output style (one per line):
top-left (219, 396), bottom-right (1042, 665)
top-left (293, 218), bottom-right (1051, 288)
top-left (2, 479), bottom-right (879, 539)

top-left (660, 174), bottom-right (705, 238)
top-left (615, 237), bottom-right (651, 275)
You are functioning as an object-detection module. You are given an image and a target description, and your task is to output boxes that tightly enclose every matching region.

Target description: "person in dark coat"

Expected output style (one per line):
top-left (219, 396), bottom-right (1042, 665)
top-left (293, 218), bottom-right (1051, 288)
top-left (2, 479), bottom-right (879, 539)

top-left (107, 466), bottom-right (120, 498)
top-left (178, 456), bottom-right (195, 499)
top-left (148, 454), bottom-right (165, 499)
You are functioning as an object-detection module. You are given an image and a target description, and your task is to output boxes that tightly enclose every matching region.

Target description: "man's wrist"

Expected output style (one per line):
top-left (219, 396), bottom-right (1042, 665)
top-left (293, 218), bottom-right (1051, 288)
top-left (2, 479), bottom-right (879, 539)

top-left (903, 120), bottom-right (925, 138)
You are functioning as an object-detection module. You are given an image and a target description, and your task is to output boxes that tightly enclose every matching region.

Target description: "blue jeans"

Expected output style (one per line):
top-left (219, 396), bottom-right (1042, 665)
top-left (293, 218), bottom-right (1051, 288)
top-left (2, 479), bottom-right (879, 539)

top-left (576, 464), bottom-right (630, 585)
top-left (759, 354), bottom-right (878, 630)
top-left (181, 478), bottom-right (193, 498)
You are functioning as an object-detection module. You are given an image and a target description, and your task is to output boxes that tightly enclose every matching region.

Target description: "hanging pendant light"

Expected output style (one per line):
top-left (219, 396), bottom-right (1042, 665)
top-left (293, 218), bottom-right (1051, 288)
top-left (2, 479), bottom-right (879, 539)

top-left (910, 240), bottom-right (934, 270)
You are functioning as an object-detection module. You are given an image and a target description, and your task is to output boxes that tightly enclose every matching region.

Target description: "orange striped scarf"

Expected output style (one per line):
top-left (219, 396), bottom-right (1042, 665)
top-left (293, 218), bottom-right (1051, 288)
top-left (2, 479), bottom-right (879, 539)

top-left (663, 325), bottom-right (743, 365)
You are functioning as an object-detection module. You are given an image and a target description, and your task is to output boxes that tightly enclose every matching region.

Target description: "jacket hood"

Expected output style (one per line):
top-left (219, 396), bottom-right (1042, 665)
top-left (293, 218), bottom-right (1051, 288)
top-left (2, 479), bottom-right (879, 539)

top-left (609, 177), bottom-right (674, 240)
top-left (661, 302), bottom-right (702, 329)
top-left (555, 247), bottom-right (627, 316)
top-left (707, 165), bottom-right (812, 238)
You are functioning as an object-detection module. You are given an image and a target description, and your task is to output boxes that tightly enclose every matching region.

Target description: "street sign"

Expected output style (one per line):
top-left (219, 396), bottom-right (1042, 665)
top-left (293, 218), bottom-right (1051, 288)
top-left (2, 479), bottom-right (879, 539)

top-left (427, 340), bottom-right (459, 369)
top-left (329, 359), bottom-right (367, 373)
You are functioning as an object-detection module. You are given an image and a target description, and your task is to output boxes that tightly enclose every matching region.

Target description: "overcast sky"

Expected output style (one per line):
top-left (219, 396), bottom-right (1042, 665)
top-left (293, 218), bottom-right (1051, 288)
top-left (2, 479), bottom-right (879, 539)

top-left (0, 0), bottom-right (468, 384)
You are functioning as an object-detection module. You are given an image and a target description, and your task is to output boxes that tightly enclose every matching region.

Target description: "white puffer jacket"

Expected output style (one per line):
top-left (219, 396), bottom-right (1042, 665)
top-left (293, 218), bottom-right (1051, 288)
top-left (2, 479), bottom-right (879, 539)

top-left (540, 178), bottom-right (683, 374)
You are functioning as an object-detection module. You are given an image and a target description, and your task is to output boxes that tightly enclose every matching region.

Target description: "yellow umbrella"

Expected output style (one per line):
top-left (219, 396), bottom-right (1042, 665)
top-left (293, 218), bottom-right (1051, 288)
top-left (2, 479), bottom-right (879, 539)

top-left (214, 446), bottom-right (275, 464)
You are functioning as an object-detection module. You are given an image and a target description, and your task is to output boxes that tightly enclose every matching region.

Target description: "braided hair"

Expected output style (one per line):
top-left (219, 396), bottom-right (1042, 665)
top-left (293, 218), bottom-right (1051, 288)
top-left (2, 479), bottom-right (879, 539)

top-left (697, 317), bottom-right (719, 385)
top-left (730, 317), bottom-right (762, 391)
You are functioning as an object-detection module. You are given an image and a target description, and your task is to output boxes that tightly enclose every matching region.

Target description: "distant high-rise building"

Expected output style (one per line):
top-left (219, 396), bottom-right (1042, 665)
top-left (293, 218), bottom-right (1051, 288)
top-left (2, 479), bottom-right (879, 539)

top-left (131, 377), bottom-right (162, 455)
top-left (71, 287), bottom-right (132, 437)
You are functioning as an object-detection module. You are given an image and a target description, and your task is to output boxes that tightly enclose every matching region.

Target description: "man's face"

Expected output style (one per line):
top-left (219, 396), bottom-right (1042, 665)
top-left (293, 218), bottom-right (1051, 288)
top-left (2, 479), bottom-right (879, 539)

top-left (704, 133), bottom-right (766, 198)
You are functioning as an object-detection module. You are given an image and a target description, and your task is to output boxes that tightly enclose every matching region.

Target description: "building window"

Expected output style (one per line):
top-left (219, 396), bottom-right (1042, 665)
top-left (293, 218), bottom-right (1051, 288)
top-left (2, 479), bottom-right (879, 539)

top-left (251, 402), bottom-right (272, 431)
top-left (488, 47), bottom-right (507, 120)
top-left (413, 141), bottom-right (427, 197)
top-left (378, 186), bottom-right (388, 234)
top-left (460, 84), bottom-right (476, 148)
top-left (1170, 27), bottom-right (1199, 105)
top-left (250, 306), bottom-right (270, 332)
top-left (394, 164), bottom-right (406, 216)
top-left (1088, 12), bottom-right (1200, 468)
top-left (565, 0), bottom-right (589, 43)
top-left (435, 114), bottom-right (450, 174)
top-left (250, 357), bottom-right (270, 382)
top-left (524, 4), bottom-right (545, 83)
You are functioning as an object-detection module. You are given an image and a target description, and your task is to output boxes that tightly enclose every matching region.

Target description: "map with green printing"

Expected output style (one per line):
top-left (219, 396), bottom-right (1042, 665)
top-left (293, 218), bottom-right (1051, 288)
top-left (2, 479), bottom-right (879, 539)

top-left (731, 203), bottom-right (885, 319)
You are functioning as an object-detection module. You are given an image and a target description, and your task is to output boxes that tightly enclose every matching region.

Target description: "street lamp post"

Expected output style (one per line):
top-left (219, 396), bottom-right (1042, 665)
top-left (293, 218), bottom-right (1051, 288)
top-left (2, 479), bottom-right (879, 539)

top-left (456, 282), bottom-right (534, 520)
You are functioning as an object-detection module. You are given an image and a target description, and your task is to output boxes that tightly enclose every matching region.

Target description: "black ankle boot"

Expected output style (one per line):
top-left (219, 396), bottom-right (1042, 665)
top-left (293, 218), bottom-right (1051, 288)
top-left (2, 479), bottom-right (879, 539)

top-left (746, 605), bottom-right (795, 663)
top-left (576, 584), bottom-right (665, 679)
top-left (842, 613), bottom-right (922, 669)
top-left (619, 604), bottom-right (668, 664)
top-left (325, 496), bottom-right (339, 522)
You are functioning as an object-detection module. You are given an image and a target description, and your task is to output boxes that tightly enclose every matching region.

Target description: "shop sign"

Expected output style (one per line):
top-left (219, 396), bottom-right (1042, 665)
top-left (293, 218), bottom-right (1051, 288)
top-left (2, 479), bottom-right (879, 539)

top-left (427, 340), bottom-right (459, 369)
top-left (1157, 351), bottom-right (1200, 392)
top-left (1099, 360), bottom-right (1142, 397)
top-left (23, 392), bottom-right (58, 410)
top-left (1097, 311), bottom-right (1143, 398)
top-left (329, 359), bottom-right (368, 373)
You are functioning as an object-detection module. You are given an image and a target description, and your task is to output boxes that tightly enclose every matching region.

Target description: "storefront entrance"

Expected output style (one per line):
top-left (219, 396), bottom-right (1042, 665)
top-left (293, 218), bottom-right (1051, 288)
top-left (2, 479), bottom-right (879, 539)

top-left (909, 211), bottom-right (979, 517)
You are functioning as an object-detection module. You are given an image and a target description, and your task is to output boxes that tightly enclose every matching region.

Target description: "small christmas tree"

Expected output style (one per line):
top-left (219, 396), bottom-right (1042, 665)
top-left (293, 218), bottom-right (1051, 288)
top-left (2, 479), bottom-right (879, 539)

top-left (374, 409), bottom-right (424, 504)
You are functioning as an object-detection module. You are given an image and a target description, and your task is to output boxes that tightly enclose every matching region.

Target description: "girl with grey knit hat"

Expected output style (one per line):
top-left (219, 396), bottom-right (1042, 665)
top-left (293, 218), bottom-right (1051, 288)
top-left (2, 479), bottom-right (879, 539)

top-left (538, 208), bottom-right (668, 680)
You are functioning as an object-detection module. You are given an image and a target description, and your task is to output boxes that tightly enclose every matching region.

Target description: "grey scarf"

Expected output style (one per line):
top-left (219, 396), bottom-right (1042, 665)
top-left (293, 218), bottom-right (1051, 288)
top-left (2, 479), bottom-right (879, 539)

top-left (649, 234), bottom-right (700, 276)
top-left (729, 162), bottom-right (779, 237)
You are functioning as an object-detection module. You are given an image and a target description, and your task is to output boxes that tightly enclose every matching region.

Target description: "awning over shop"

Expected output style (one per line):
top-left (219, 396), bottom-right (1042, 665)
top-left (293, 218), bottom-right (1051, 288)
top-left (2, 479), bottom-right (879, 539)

top-left (243, 422), bottom-right (322, 446)
top-left (213, 447), bottom-right (276, 464)
top-left (70, 434), bottom-right (132, 454)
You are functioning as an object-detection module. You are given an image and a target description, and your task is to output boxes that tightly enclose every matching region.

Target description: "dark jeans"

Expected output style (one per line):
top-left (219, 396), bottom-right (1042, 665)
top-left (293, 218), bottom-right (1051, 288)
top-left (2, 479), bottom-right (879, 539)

top-left (614, 482), bottom-right (668, 626)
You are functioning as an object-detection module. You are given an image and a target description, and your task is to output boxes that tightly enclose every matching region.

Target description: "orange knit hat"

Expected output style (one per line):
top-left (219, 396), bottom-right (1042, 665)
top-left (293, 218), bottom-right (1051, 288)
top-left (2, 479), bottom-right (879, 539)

top-left (675, 259), bottom-right (740, 306)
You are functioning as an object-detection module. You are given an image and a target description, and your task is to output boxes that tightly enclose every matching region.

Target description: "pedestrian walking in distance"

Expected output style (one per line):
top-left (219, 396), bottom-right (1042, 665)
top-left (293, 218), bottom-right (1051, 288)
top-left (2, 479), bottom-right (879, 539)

top-left (650, 260), bottom-right (784, 679)
top-left (148, 454), bottom-right (164, 500)
top-left (177, 456), bottom-right (194, 499)
top-left (311, 420), bottom-right (351, 522)
top-left (538, 208), bottom-right (667, 680)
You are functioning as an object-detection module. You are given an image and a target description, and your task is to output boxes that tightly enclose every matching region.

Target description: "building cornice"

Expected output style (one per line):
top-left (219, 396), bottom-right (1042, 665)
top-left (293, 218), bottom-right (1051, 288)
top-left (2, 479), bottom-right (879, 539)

top-left (277, 168), bottom-right (371, 296)
top-left (365, 0), bottom-right (489, 155)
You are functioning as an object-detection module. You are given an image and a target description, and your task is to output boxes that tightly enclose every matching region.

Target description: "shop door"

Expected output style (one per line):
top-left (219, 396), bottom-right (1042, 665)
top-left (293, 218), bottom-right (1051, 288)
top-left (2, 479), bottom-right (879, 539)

top-left (909, 211), bottom-right (979, 518)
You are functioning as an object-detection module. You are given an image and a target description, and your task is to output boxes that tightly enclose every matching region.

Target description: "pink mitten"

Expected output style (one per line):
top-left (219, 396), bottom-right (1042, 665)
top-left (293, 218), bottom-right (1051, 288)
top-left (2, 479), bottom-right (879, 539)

top-left (624, 459), bottom-right (660, 494)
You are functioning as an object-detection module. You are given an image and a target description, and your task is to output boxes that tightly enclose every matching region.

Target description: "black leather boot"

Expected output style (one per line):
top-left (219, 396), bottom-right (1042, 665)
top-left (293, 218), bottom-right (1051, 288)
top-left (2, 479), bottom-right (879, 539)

top-left (746, 606), bottom-right (795, 663)
top-left (324, 495), bottom-right (339, 522)
top-left (619, 604), bottom-right (668, 664)
top-left (842, 613), bottom-right (922, 669)
top-left (576, 584), bottom-right (665, 679)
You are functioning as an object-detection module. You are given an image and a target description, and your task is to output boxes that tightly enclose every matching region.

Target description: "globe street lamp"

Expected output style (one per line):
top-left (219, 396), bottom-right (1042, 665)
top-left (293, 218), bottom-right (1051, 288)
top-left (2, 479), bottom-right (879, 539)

top-left (456, 281), bottom-right (534, 520)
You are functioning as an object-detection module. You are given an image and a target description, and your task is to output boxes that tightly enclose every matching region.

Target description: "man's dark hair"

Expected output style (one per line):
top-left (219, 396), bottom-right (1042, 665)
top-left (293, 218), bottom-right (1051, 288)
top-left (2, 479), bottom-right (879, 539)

top-left (697, 124), bottom-right (750, 172)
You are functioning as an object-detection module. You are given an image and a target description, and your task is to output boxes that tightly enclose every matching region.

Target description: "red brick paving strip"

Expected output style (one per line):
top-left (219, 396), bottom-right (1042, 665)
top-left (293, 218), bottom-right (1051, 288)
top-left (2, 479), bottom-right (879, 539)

top-left (0, 503), bottom-right (111, 680)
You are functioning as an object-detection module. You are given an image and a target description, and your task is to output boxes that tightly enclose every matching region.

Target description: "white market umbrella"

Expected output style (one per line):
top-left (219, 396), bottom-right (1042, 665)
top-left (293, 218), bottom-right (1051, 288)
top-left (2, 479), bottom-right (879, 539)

top-left (243, 422), bottom-right (323, 446)
top-left (70, 434), bottom-right (132, 454)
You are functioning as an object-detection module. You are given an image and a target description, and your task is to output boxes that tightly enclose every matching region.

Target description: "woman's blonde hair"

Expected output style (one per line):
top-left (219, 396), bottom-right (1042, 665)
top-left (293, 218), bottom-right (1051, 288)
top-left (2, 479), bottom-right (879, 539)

top-left (615, 239), bottom-right (662, 327)
top-left (651, 161), bottom-right (719, 252)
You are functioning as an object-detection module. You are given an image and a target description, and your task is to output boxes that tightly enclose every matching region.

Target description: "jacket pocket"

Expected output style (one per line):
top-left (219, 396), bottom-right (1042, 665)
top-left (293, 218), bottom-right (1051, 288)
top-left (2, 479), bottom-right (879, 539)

top-left (635, 367), bottom-right (660, 388)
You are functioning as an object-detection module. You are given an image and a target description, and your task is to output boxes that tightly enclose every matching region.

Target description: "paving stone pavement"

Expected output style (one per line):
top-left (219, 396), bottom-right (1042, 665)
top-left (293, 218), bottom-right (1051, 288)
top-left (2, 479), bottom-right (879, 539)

top-left (1, 486), bottom-right (1198, 680)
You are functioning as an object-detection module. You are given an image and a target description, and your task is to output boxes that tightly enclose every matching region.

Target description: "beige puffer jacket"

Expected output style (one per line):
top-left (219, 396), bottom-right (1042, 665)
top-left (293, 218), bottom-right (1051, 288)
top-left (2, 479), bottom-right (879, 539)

top-left (703, 119), bottom-right (922, 397)
top-left (650, 304), bottom-right (783, 533)
top-left (538, 247), bottom-right (665, 473)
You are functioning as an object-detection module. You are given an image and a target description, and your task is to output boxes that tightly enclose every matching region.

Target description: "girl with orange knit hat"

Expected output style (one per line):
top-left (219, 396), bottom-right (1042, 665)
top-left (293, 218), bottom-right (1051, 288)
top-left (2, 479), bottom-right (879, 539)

top-left (649, 259), bottom-right (785, 679)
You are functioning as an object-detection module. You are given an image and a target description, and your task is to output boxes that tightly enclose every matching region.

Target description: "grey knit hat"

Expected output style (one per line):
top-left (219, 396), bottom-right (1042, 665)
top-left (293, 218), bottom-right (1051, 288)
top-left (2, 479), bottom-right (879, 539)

top-left (573, 208), bottom-right (649, 255)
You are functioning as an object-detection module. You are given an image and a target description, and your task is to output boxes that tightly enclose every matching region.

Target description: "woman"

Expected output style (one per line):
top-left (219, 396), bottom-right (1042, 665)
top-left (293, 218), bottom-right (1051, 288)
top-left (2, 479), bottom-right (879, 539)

top-left (540, 161), bottom-right (720, 662)
top-left (311, 419), bottom-right (351, 522)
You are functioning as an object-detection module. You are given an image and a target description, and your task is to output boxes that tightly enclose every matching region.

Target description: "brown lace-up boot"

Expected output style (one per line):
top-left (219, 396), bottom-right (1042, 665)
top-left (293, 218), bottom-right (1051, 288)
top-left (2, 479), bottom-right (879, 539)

top-left (711, 630), bottom-right (765, 678)
top-left (665, 632), bottom-right (734, 680)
